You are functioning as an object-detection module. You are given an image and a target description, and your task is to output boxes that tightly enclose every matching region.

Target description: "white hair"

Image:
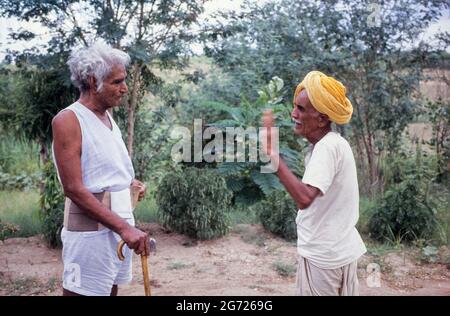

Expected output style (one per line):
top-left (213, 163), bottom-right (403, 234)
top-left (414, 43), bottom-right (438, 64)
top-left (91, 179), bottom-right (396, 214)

top-left (67, 40), bottom-right (130, 92)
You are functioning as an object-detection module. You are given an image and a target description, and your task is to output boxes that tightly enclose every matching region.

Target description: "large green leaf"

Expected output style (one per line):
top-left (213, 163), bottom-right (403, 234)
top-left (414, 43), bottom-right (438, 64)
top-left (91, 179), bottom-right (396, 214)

top-left (250, 170), bottom-right (283, 196)
top-left (215, 162), bottom-right (248, 176)
top-left (225, 176), bottom-right (247, 192)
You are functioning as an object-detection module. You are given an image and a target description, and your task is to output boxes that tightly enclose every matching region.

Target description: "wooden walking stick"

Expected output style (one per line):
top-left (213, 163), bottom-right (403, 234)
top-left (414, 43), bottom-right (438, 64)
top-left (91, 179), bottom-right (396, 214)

top-left (117, 183), bottom-right (155, 295)
top-left (117, 238), bottom-right (156, 296)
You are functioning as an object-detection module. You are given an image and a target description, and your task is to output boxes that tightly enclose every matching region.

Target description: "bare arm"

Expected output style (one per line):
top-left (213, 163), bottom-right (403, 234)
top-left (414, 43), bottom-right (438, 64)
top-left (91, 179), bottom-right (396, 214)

top-left (52, 110), bottom-right (149, 255)
top-left (276, 158), bottom-right (320, 209)
top-left (262, 110), bottom-right (320, 209)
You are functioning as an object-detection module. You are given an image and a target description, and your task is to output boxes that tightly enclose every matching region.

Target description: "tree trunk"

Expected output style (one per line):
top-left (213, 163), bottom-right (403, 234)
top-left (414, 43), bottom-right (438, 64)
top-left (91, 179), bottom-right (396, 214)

top-left (349, 91), bottom-right (378, 195)
top-left (38, 138), bottom-right (49, 195)
top-left (367, 136), bottom-right (376, 183)
top-left (126, 0), bottom-right (145, 159)
top-left (127, 62), bottom-right (141, 158)
top-left (353, 132), bottom-right (375, 196)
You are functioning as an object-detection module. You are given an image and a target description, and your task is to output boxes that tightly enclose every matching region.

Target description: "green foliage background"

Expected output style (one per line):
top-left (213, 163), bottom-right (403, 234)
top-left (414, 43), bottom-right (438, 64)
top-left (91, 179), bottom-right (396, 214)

top-left (253, 190), bottom-right (298, 242)
top-left (156, 167), bottom-right (232, 240)
top-left (0, 0), bottom-right (448, 245)
top-left (39, 161), bottom-right (64, 248)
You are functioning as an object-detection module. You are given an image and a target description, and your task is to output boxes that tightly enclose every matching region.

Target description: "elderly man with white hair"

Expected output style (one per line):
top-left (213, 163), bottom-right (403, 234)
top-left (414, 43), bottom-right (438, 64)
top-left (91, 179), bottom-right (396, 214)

top-left (52, 40), bottom-right (149, 296)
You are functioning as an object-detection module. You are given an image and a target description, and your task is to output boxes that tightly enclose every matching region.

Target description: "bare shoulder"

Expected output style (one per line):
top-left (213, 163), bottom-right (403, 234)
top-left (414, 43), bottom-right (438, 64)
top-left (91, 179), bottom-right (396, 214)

top-left (52, 110), bottom-right (80, 134)
top-left (52, 110), bottom-right (81, 144)
top-left (52, 109), bottom-right (77, 127)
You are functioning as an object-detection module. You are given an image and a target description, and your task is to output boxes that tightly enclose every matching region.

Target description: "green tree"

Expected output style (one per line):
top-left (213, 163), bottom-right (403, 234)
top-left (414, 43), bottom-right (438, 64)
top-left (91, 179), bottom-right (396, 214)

top-left (0, 0), bottom-right (207, 157)
top-left (425, 98), bottom-right (450, 183)
top-left (0, 64), bottom-right (77, 195)
top-left (196, 77), bottom-right (305, 205)
top-left (203, 0), bottom-right (449, 194)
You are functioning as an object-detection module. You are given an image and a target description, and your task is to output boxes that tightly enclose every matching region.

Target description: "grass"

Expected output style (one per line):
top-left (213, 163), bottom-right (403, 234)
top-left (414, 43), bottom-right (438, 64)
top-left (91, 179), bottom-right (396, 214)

top-left (0, 276), bottom-right (42, 295)
top-left (167, 261), bottom-right (192, 270)
top-left (365, 239), bottom-right (404, 257)
top-left (0, 136), bottom-right (40, 175)
top-left (238, 227), bottom-right (266, 247)
top-left (272, 260), bottom-right (296, 277)
top-left (134, 195), bottom-right (159, 223)
top-left (357, 195), bottom-right (377, 236)
top-left (0, 274), bottom-right (59, 296)
top-left (229, 205), bottom-right (260, 226)
top-left (0, 190), bottom-right (42, 238)
top-left (430, 183), bottom-right (450, 246)
top-left (46, 277), bottom-right (59, 293)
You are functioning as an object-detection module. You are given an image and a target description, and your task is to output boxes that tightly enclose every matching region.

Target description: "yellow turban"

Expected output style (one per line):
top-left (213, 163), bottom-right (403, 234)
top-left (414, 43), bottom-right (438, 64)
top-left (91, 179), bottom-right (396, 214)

top-left (294, 71), bottom-right (353, 125)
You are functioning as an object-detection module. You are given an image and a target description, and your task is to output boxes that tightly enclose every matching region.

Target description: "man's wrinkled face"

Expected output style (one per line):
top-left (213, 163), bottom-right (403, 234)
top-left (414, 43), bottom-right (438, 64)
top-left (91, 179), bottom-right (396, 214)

top-left (291, 89), bottom-right (321, 139)
top-left (96, 65), bottom-right (128, 108)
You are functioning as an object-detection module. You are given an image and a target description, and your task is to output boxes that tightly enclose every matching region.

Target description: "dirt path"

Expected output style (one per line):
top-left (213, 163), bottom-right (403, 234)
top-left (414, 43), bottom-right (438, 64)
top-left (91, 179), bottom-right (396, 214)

top-left (1, 223), bottom-right (449, 296)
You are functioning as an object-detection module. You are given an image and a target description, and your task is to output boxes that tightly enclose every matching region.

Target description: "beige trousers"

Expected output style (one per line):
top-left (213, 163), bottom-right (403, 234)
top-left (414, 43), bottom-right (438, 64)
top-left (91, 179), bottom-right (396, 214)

top-left (296, 255), bottom-right (359, 296)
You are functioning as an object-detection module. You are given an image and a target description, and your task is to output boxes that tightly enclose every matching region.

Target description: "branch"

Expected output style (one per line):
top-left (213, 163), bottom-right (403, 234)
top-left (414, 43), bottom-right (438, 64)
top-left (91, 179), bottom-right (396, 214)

top-left (121, 4), bottom-right (140, 37)
top-left (115, 0), bottom-right (121, 21)
top-left (151, 1), bottom-right (184, 53)
top-left (67, 4), bottom-right (88, 46)
top-left (143, 0), bottom-right (157, 25)
top-left (137, 0), bottom-right (144, 41)
top-left (118, 0), bottom-right (137, 22)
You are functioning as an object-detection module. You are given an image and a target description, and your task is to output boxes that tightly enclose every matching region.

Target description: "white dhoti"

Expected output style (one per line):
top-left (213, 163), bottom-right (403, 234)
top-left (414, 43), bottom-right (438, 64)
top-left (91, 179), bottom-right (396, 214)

top-left (296, 255), bottom-right (359, 296)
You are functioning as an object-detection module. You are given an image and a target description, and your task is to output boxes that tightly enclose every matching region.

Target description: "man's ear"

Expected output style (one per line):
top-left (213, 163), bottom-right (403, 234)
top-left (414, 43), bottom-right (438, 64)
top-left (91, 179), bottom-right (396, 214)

top-left (318, 114), bottom-right (330, 127)
top-left (87, 76), bottom-right (98, 92)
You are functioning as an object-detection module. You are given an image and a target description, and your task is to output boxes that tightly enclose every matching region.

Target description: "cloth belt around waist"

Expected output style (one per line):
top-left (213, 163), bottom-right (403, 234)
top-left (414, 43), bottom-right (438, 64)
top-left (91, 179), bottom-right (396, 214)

top-left (63, 187), bottom-right (140, 232)
top-left (63, 192), bottom-right (111, 232)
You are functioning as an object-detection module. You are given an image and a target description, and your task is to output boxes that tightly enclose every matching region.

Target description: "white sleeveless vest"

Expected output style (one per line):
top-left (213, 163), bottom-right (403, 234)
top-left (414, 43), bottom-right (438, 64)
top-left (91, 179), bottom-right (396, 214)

top-left (53, 101), bottom-right (135, 193)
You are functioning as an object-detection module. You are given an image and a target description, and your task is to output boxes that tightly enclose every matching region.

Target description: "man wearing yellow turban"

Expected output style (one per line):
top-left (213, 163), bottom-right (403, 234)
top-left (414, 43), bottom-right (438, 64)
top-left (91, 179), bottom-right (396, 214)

top-left (262, 71), bottom-right (366, 296)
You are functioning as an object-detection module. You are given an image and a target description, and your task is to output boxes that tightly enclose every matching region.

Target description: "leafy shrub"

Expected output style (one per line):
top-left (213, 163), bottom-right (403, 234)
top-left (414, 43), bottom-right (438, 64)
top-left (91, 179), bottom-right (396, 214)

top-left (209, 77), bottom-right (304, 205)
top-left (368, 177), bottom-right (437, 243)
top-left (156, 167), bottom-right (232, 240)
top-left (0, 171), bottom-right (40, 190)
top-left (0, 220), bottom-right (19, 241)
top-left (39, 161), bottom-right (64, 248)
top-left (253, 190), bottom-right (297, 241)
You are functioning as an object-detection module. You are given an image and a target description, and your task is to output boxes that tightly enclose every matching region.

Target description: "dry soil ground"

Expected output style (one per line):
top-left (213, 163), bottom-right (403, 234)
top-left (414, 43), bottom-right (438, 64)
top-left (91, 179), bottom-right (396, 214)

top-left (1, 223), bottom-right (449, 296)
